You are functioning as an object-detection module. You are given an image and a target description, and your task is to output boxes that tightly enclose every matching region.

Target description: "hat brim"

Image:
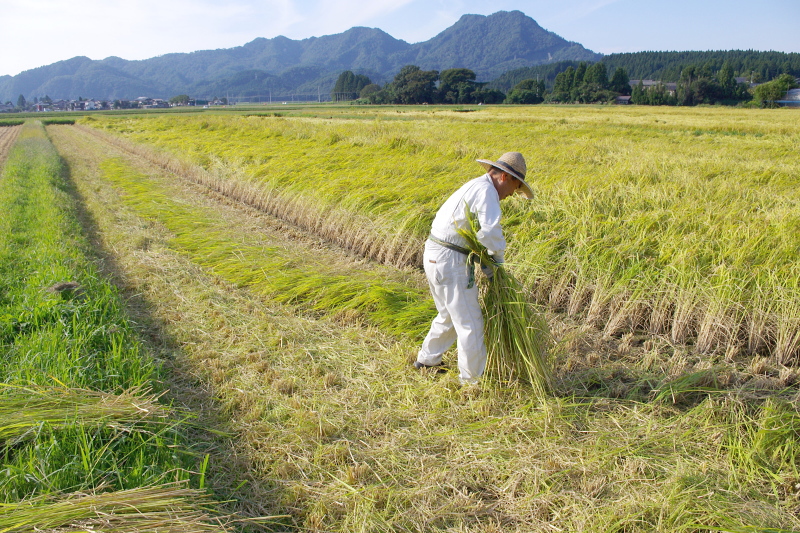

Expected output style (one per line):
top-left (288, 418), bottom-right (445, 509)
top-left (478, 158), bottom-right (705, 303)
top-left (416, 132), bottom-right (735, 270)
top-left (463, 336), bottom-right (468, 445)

top-left (477, 159), bottom-right (534, 200)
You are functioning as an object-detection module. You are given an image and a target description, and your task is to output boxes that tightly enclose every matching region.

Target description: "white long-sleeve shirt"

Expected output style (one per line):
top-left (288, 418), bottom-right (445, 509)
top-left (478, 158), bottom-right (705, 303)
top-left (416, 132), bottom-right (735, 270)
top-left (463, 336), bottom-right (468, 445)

top-left (429, 174), bottom-right (506, 262)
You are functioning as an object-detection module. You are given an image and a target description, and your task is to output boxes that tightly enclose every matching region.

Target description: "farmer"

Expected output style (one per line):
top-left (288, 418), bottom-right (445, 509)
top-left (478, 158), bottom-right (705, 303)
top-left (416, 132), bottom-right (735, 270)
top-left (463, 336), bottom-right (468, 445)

top-left (414, 152), bottom-right (534, 384)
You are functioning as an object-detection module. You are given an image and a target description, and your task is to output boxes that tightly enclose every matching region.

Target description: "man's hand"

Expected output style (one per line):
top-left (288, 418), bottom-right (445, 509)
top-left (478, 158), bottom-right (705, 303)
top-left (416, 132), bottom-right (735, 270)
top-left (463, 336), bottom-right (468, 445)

top-left (481, 264), bottom-right (495, 279)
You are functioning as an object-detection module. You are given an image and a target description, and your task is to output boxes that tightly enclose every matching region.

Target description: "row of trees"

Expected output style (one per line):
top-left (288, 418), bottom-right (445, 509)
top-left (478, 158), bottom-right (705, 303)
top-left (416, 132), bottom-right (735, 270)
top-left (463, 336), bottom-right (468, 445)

top-left (334, 63), bottom-right (633, 105)
top-left (333, 67), bottom-right (506, 105)
top-left (602, 50), bottom-right (800, 85)
top-left (8, 94), bottom-right (54, 110)
top-left (333, 60), bottom-right (796, 107)
top-left (631, 61), bottom-right (751, 106)
top-left (548, 62), bottom-right (630, 103)
top-left (629, 62), bottom-right (798, 107)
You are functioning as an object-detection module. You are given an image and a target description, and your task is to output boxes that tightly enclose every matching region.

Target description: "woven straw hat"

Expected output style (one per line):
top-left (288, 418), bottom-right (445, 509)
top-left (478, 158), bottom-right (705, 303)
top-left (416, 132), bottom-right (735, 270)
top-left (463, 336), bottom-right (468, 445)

top-left (476, 152), bottom-right (534, 199)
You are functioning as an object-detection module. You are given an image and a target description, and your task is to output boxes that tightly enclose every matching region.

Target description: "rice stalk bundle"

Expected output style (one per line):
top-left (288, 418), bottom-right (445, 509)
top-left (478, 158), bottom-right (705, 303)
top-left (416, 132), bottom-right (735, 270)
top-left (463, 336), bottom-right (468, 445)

top-left (456, 204), bottom-right (552, 397)
top-left (0, 384), bottom-right (167, 443)
top-left (0, 483), bottom-right (231, 532)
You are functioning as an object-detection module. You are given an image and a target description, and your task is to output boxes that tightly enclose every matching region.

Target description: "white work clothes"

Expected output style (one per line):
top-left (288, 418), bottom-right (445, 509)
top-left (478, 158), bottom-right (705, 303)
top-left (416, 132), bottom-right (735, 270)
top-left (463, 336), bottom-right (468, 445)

top-left (429, 174), bottom-right (506, 263)
top-left (417, 174), bottom-right (507, 383)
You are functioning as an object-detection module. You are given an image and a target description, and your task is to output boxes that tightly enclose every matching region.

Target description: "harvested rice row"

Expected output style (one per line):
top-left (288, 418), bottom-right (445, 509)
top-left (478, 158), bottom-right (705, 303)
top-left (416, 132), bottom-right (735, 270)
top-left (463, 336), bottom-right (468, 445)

top-left (0, 124), bottom-right (22, 168)
top-left (57, 124), bottom-right (434, 338)
top-left (75, 123), bottom-right (427, 268)
top-left (0, 483), bottom-right (234, 532)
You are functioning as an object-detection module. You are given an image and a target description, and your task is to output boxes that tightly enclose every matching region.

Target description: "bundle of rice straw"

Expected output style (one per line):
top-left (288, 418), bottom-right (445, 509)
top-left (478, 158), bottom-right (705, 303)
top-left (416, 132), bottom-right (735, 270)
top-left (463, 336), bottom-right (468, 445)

top-left (0, 483), bottom-right (233, 532)
top-left (456, 204), bottom-right (552, 397)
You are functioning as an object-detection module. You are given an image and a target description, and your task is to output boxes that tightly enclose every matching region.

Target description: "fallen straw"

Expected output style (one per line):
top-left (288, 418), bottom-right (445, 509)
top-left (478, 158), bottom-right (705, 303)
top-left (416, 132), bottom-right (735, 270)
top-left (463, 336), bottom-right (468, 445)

top-left (456, 204), bottom-right (552, 397)
top-left (0, 483), bottom-right (232, 532)
top-left (0, 384), bottom-right (168, 444)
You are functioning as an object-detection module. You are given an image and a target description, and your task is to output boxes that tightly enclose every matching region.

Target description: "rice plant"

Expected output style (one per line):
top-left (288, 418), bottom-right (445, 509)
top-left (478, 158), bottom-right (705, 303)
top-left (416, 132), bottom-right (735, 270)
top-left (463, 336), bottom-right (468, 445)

top-left (456, 204), bottom-right (552, 395)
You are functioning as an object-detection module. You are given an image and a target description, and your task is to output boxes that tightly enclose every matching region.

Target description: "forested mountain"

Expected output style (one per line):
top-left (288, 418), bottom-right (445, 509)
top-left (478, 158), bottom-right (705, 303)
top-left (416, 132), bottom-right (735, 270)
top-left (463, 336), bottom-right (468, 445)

top-left (0, 10), bottom-right (599, 102)
top-left (399, 13), bottom-right (599, 77)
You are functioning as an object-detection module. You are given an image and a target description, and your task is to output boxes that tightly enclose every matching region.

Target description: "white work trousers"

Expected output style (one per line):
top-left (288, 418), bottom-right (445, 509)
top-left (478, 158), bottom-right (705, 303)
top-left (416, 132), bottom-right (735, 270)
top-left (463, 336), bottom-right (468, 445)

top-left (417, 241), bottom-right (486, 383)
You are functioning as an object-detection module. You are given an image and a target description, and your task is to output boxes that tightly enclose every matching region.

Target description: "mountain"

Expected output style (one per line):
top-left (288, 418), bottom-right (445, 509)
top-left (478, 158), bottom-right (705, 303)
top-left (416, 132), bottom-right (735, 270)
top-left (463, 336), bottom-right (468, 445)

top-left (0, 11), bottom-right (601, 102)
top-left (399, 12), bottom-right (599, 77)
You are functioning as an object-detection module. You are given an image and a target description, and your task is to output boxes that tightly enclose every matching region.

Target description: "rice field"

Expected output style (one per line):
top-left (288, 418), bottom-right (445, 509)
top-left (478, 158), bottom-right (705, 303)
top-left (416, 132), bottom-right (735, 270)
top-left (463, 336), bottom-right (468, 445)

top-left (7, 105), bottom-right (792, 532)
top-left (76, 105), bottom-right (800, 363)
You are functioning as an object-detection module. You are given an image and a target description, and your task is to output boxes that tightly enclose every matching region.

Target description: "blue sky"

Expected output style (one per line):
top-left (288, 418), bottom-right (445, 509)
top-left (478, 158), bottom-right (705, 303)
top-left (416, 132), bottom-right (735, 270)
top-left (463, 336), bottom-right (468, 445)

top-left (2, 0), bottom-right (798, 77)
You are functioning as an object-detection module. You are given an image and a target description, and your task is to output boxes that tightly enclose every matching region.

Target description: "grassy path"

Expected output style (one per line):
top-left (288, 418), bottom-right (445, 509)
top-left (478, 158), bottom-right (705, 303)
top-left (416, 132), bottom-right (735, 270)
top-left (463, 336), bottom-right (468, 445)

top-left (47, 124), bottom-right (800, 532)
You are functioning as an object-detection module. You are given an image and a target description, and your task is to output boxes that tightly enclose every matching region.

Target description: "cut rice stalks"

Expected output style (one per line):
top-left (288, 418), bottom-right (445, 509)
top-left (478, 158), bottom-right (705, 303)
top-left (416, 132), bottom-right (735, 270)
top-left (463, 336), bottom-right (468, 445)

top-left (0, 384), bottom-right (168, 443)
top-left (0, 483), bottom-right (231, 532)
top-left (457, 204), bottom-right (553, 397)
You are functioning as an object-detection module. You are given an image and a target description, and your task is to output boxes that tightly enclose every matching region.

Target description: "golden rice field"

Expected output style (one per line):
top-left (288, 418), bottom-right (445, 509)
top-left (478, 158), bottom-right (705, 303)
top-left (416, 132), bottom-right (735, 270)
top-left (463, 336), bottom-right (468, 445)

top-left (33, 110), bottom-right (800, 532)
top-left (78, 105), bottom-right (800, 363)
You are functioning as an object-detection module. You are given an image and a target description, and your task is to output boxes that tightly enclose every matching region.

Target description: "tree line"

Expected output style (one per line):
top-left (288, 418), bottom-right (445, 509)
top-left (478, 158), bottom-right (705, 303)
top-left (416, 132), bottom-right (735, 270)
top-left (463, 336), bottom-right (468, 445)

top-left (602, 50), bottom-right (800, 84)
top-left (332, 56), bottom-right (797, 107)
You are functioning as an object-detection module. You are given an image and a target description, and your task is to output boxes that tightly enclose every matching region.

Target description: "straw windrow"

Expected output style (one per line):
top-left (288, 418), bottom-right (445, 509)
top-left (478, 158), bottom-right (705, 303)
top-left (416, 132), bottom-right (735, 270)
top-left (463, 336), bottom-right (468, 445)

top-left (0, 384), bottom-right (167, 443)
top-left (0, 483), bottom-right (232, 532)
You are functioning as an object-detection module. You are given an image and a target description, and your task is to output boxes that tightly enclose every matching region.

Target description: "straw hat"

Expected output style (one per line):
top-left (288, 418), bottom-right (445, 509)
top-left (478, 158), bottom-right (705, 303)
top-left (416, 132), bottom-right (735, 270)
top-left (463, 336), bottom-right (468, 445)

top-left (476, 152), bottom-right (534, 199)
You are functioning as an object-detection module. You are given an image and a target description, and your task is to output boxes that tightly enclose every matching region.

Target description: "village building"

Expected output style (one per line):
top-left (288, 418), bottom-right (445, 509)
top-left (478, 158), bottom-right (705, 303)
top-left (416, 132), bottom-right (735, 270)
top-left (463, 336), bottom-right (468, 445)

top-left (778, 88), bottom-right (800, 108)
top-left (629, 80), bottom-right (678, 95)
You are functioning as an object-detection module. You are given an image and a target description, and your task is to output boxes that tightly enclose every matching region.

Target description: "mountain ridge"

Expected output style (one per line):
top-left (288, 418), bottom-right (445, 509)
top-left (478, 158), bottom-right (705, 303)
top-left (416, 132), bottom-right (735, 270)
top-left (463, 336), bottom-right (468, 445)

top-left (0, 10), bottom-right (601, 101)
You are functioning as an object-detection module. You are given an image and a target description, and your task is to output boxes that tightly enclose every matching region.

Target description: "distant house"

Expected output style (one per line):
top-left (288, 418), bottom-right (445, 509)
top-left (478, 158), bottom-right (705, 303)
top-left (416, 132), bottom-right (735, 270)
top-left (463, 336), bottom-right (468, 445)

top-left (778, 88), bottom-right (800, 108)
top-left (735, 77), bottom-right (758, 88)
top-left (142, 98), bottom-right (169, 109)
top-left (615, 95), bottom-right (632, 105)
top-left (629, 80), bottom-right (677, 95)
top-left (0, 103), bottom-right (14, 112)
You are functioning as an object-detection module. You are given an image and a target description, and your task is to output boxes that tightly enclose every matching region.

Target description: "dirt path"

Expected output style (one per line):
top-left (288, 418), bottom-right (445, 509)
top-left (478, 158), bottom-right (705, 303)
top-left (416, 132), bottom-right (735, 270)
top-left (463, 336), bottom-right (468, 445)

top-left (0, 125), bottom-right (22, 169)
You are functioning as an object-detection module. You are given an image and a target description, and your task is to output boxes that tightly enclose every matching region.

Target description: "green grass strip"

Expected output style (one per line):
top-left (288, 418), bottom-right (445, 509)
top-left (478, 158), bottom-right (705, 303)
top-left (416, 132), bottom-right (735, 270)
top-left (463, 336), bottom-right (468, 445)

top-left (0, 123), bottom-right (206, 506)
top-left (0, 123), bottom-right (152, 390)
